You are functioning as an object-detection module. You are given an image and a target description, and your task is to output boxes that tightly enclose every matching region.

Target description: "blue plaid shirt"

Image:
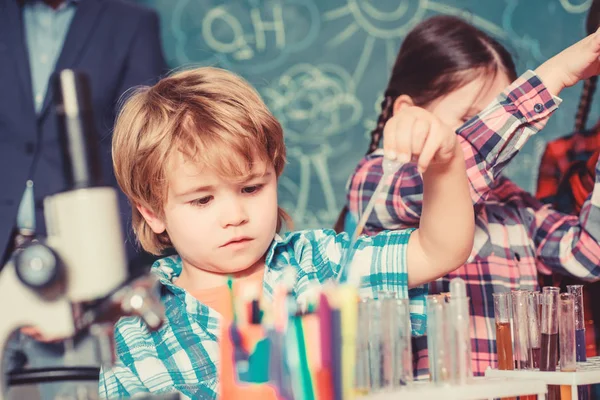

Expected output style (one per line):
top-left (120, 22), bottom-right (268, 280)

top-left (99, 228), bottom-right (426, 399)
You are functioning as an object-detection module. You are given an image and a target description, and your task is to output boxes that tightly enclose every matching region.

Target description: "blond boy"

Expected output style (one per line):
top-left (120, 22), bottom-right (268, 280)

top-left (99, 67), bottom-right (474, 399)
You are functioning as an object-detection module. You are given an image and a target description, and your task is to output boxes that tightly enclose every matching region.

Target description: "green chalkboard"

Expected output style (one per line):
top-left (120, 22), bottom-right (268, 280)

top-left (136, 0), bottom-right (598, 229)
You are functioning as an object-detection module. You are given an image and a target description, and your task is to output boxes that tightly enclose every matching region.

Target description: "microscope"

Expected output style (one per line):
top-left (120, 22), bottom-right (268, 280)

top-left (0, 70), bottom-right (166, 399)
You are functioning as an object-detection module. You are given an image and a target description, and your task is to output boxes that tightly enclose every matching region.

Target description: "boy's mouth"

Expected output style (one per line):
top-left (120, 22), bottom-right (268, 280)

top-left (221, 237), bottom-right (253, 248)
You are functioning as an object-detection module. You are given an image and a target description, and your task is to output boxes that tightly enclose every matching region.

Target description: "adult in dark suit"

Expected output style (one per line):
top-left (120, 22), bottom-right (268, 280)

top-left (0, 0), bottom-right (166, 397)
top-left (0, 0), bottom-right (167, 263)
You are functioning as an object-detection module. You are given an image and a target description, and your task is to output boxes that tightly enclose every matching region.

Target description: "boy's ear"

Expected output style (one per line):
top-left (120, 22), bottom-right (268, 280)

top-left (392, 94), bottom-right (415, 115)
top-left (136, 204), bottom-right (167, 234)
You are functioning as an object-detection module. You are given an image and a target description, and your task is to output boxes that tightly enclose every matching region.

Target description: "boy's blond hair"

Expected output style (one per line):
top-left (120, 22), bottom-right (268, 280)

top-left (112, 67), bottom-right (288, 255)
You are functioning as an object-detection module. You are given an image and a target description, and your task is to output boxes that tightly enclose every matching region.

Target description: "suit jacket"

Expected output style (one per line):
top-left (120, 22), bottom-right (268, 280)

top-left (0, 0), bottom-right (167, 261)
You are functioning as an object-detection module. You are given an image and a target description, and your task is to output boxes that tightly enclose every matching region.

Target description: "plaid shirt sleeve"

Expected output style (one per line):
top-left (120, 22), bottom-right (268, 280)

top-left (98, 320), bottom-right (153, 399)
top-left (99, 363), bottom-right (149, 399)
top-left (531, 157), bottom-right (600, 279)
top-left (295, 228), bottom-right (427, 335)
top-left (348, 71), bottom-right (561, 228)
top-left (342, 228), bottom-right (427, 336)
top-left (98, 314), bottom-right (219, 400)
top-left (460, 70), bottom-right (561, 202)
top-left (97, 316), bottom-right (190, 400)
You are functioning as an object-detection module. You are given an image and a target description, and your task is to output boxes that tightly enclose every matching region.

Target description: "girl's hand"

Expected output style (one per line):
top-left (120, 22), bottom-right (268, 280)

top-left (536, 27), bottom-right (600, 96)
top-left (383, 105), bottom-right (457, 173)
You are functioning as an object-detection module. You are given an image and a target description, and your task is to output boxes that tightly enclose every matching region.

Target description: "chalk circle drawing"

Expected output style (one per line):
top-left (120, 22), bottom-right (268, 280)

top-left (171, 0), bottom-right (320, 74)
top-left (262, 64), bottom-right (362, 227)
top-left (559, 0), bottom-right (592, 13)
top-left (325, 0), bottom-right (428, 40)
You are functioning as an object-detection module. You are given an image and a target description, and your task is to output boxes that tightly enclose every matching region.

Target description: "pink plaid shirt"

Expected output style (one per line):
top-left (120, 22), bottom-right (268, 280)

top-left (347, 71), bottom-right (600, 378)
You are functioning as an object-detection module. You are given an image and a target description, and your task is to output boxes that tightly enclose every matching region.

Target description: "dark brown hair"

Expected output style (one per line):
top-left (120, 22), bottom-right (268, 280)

top-left (335, 16), bottom-right (517, 233)
top-left (367, 15), bottom-right (517, 154)
top-left (575, 0), bottom-right (600, 132)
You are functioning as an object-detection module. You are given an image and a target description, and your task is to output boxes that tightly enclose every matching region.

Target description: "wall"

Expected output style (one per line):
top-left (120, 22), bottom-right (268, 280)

top-left (137, 0), bottom-right (598, 229)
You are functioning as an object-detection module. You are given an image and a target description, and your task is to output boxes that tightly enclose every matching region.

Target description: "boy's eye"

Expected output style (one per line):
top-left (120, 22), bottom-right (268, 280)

top-left (190, 196), bottom-right (213, 206)
top-left (242, 185), bottom-right (263, 194)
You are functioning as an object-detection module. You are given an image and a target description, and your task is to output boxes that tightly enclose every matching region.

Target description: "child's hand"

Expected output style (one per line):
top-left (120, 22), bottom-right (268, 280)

top-left (20, 326), bottom-right (61, 343)
top-left (536, 27), bottom-right (600, 96)
top-left (383, 106), bottom-right (457, 174)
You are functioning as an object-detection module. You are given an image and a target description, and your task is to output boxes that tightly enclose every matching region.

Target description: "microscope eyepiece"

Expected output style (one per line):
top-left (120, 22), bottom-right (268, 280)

top-left (53, 70), bottom-right (102, 189)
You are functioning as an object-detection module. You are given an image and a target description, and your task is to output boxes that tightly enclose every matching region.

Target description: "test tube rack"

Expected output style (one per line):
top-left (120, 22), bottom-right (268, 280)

top-left (357, 376), bottom-right (547, 400)
top-left (485, 356), bottom-right (600, 400)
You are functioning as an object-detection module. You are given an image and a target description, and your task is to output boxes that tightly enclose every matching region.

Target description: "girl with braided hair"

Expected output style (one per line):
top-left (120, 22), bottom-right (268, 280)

top-left (343, 15), bottom-right (600, 379)
top-left (334, 15), bottom-right (516, 233)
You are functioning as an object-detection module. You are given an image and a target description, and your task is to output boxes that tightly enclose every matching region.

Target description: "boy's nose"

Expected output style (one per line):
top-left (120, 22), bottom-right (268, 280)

top-left (220, 199), bottom-right (248, 227)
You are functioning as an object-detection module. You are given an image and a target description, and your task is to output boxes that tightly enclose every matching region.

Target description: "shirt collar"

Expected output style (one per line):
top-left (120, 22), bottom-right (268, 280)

top-left (151, 233), bottom-right (289, 294)
top-left (20, 0), bottom-right (81, 6)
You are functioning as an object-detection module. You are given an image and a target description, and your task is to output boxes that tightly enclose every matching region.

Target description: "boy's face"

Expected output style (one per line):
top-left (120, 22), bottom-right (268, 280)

top-left (142, 152), bottom-right (279, 275)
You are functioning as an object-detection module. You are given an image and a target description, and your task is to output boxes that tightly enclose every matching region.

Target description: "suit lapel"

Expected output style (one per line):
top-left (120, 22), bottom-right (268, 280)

top-left (2, 0), bottom-right (34, 105)
top-left (39, 0), bottom-right (105, 119)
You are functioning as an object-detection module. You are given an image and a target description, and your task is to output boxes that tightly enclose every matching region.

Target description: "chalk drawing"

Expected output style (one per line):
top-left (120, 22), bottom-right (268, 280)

top-left (149, 0), bottom-right (592, 228)
top-left (263, 63), bottom-right (361, 227)
top-left (559, 0), bottom-right (592, 14)
top-left (171, 0), bottom-right (320, 74)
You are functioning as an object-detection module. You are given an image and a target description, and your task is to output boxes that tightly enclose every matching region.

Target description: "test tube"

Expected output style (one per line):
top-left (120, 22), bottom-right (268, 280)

top-left (567, 285), bottom-right (586, 362)
top-left (511, 290), bottom-right (532, 369)
top-left (367, 298), bottom-right (382, 391)
top-left (381, 297), bottom-right (395, 390)
top-left (559, 293), bottom-right (576, 372)
top-left (493, 293), bottom-right (514, 371)
top-left (427, 295), bottom-right (450, 383)
top-left (449, 278), bottom-right (472, 384)
top-left (541, 287), bottom-right (559, 371)
top-left (527, 291), bottom-right (541, 368)
top-left (382, 298), bottom-right (413, 388)
top-left (566, 287), bottom-right (589, 400)
top-left (395, 298), bottom-right (413, 387)
top-left (541, 287), bottom-right (560, 400)
top-left (355, 299), bottom-right (370, 394)
top-left (559, 293), bottom-right (577, 400)
top-left (378, 291), bottom-right (408, 390)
